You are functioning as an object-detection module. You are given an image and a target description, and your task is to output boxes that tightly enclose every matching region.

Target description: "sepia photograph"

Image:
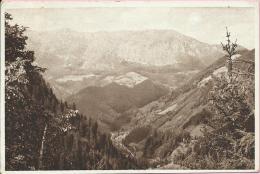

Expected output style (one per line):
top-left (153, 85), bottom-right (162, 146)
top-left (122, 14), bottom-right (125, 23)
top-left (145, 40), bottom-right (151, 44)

top-left (0, 0), bottom-right (259, 172)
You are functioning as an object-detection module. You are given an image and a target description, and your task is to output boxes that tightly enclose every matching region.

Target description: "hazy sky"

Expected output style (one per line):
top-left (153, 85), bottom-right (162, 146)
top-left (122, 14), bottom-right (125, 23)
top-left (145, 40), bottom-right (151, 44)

top-left (7, 7), bottom-right (256, 49)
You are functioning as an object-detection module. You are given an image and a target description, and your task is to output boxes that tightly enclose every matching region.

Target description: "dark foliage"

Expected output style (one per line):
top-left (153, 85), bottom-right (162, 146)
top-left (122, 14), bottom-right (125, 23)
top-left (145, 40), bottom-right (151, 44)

top-left (5, 13), bottom-right (141, 170)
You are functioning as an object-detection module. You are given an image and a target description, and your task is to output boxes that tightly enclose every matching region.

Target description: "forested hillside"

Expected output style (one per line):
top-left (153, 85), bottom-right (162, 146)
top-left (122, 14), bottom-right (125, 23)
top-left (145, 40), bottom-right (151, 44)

top-left (113, 32), bottom-right (255, 169)
top-left (5, 13), bottom-right (142, 170)
top-left (4, 11), bottom-right (255, 171)
top-left (68, 78), bottom-right (168, 132)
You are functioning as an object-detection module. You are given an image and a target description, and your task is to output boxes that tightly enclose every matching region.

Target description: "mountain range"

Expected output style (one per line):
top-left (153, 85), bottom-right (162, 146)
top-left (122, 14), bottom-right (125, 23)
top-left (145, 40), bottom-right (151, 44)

top-left (27, 29), bottom-right (226, 74)
top-left (25, 28), bottom-right (248, 134)
top-left (7, 10), bottom-right (255, 170)
top-left (25, 29), bottom-right (235, 99)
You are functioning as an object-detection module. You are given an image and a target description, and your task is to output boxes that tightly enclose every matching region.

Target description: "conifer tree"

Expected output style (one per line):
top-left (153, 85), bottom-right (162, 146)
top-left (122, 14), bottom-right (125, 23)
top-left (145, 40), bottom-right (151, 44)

top-left (221, 27), bottom-right (238, 79)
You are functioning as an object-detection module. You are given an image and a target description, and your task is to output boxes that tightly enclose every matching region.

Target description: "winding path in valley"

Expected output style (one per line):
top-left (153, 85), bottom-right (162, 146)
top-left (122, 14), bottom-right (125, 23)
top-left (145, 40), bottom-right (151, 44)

top-left (110, 131), bottom-right (135, 159)
top-left (110, 131), bottom-right (187, 169)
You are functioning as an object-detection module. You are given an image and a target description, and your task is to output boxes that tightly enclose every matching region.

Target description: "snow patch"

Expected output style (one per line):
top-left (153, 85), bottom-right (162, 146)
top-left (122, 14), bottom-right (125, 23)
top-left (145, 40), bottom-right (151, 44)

top-left (197, 75), bottom-right (212, 87)
top-left (103, 76), bottom-right (115, 84)
top-left (198, 66), bottom-right (229, 88)
top-left (158, 104), bottom-right (178, 115)
top-left (176, 70), bottom-right (199, 75)
top-left (114, 72), bottom-right (148, 88)
top-left (213, 66), bottom-right (228, 78)
top-left (231, 54), bottom-right (241, 60)
top-left (56, 74), bottom-right (96, 82)
top-left (213, 66), bottom-right (227, 76)
top-left (102, 72), bottom-right (148, 88)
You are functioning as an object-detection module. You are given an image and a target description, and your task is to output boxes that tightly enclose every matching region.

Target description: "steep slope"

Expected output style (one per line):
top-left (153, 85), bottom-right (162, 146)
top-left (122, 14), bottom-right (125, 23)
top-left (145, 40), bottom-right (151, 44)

top-left (6, 62), bottom-right (142, 170)
top-left (128, 49), bottom-right (254, 132)
top-left (5, 13), bottom-right (143, 170)
top-left (116, 49), bottom-right (254, 166)
top-left (67, 73), bottom-right (169, 132)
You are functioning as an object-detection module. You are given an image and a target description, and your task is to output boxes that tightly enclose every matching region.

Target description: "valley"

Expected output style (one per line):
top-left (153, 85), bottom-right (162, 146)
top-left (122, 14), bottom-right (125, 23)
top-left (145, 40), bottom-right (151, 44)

top-left (24, 29), bottom-right (230, 133)
top-left (108, 49), bottom-right (255, 168)
top-left (4, 7), bottom-right (256, 171)
top-left (22, 28), bottom-right (255, 169)
top-left (26, 29), bottom-right (227, 100)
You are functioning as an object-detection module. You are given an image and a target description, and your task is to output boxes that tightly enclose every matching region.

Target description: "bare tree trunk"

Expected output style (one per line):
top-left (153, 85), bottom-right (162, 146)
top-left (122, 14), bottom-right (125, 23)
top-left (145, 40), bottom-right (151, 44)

top-left (39, 124), bottom-right (48, 169)
top-left (227, 59), bottom-right (233, 81)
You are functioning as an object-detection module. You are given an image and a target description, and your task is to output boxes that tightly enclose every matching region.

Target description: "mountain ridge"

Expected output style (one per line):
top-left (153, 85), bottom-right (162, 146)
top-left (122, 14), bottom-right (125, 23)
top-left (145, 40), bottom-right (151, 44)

top-left (26, 29), bottom-right (227, 76)
top-left (67, 77), bottom-right (169, 132)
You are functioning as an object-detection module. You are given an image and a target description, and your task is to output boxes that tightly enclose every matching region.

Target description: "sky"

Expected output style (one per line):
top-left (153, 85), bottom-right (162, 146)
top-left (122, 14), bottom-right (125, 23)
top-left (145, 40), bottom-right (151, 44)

top-left (6, 7), bottom-right (256, 49)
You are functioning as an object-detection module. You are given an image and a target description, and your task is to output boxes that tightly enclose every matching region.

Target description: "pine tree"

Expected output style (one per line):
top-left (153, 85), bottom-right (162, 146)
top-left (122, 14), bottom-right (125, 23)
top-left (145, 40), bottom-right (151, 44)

top-left (5, 12), bottom-right (144, 170)
top-left (72, 102), bottom-right (76, 110)
top-left (221, 27), bottom-right (238, 79)
top-left (5, 12), bottom-right (46, 170)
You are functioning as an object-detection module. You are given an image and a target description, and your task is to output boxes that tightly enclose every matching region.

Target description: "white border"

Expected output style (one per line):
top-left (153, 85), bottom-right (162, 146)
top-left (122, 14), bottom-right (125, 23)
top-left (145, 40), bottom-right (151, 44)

top-left (1, 1), bottom-right (6, 173)
top-left (0, 0), bottom-right (258, 8)
top-left (0, 0), bottom-right (259, 173)
top-left (255, 0), bottom-right (260, 172)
